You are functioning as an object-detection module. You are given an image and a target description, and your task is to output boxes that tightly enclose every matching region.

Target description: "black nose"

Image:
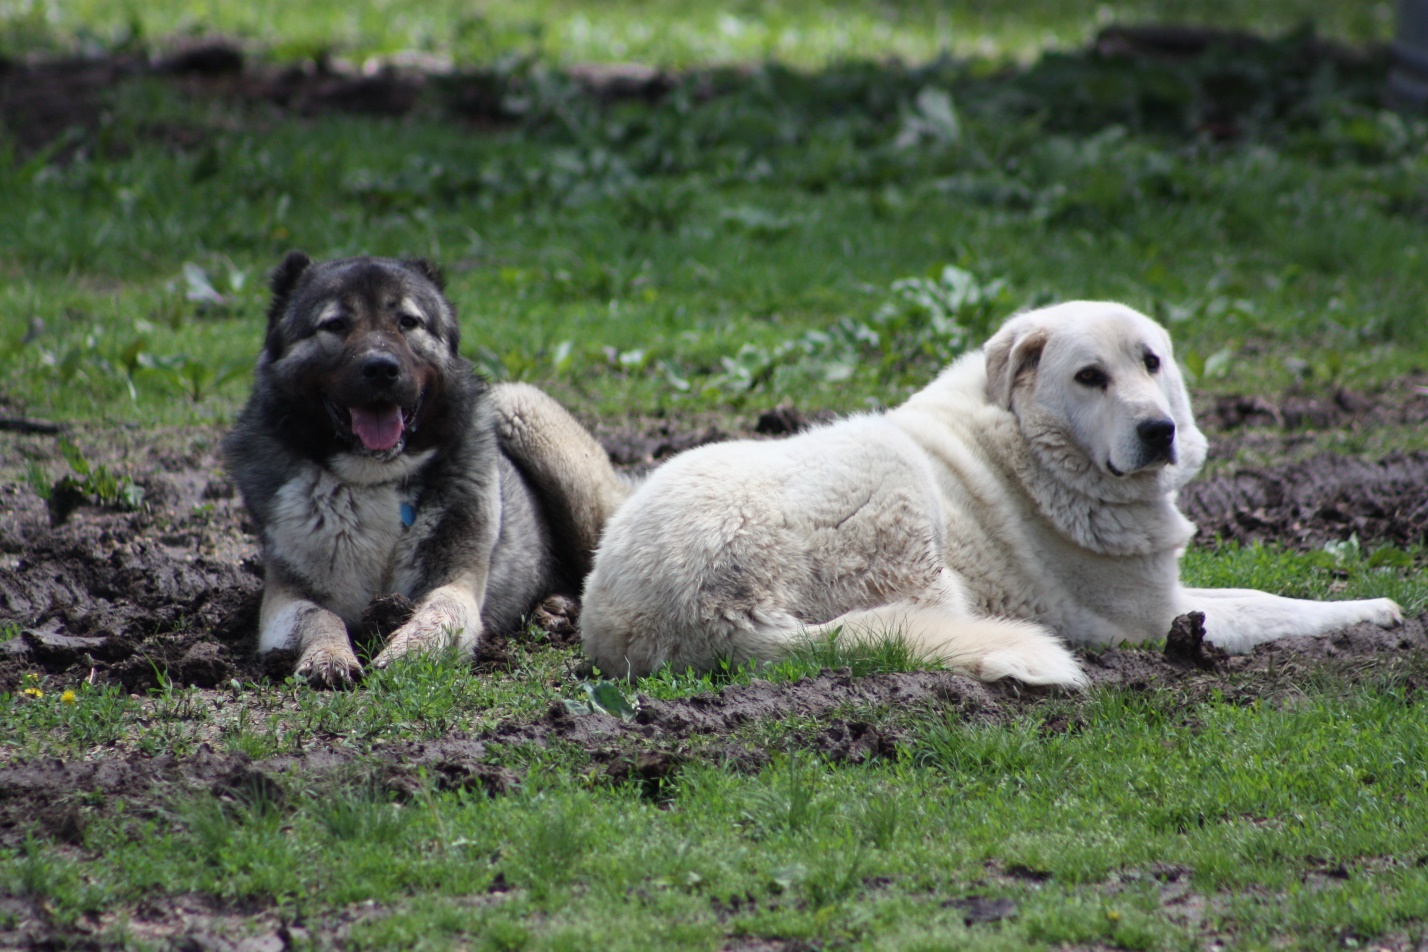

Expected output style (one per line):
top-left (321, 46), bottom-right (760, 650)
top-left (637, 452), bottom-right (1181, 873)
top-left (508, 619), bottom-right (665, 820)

top-left (360, 353), bottom-right (401, 382)
top-left (1137, 418), bottom-right (1176, 449)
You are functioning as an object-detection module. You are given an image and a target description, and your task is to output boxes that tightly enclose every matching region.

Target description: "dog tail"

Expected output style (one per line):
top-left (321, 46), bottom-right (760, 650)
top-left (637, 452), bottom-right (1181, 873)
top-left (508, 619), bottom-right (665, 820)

top-left (794, 602), bottom-right (1087, 689)
top-left (491, 383), bottom-right (634, 579)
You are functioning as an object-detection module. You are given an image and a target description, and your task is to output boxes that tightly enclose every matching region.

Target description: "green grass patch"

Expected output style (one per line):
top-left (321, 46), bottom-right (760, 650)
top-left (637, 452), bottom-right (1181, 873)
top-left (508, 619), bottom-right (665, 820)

top-left (1, 540), bottom-right (1424, 946)
top-left (1, 638), bottom-right (568, 762)
top-left (633, 630), bottom-right (941, 703)
top-left (6, 673), bottom-right (1427, 949)
top-left (1, 0), bottom-right (1397, 67)
top-left (2, 30), bottom-right (1426, 423)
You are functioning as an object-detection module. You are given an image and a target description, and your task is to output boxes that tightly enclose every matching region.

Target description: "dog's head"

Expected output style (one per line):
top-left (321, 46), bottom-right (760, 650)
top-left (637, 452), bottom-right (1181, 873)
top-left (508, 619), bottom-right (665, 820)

top-left (256, 251), bottom-right (469, 462)
top-left (983, 301), bottom-right (1207, 499)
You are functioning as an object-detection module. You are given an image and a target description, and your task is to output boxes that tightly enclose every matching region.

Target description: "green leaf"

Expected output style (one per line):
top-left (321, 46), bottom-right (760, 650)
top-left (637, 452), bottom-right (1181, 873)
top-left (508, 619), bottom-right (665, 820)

top-left (182, 263), bottom-right (226, 306)
top-left (1367, 547), bottom-right (1413, 570)
top-left (581, 681), bottom-right (638, 721)
top-left (1203, 347), bottom-right (1236, 379)
top-left (770, 863), bottom-right (807, 890)
top-left (551, 339), bottom-right (575, 375)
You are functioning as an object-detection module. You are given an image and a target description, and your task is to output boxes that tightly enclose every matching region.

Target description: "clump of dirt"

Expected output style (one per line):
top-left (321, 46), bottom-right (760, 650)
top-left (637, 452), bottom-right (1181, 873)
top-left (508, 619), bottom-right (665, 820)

top-left (1163, 611), bottom-right (1229, 670)
top-left (0, 39), bottom-right (672, 163)
top-left (0, 427), bottom-right (265, 692)
top-left (754, 403), bottom-right (834, 436)
top-left (1204, 379), bottom-right (1428, 440)
top-left (588, 412), bottom-right (744, 470)
top-left (1, 23), bottom-right (1394, 166)
top-left (358, 592), bottom-right (417, 642)
top-left (0, 894), bottom-right (377, 952)
top-left (1178, 373), bottom-right (1428, 549)
top-left (0, 737), bottom-right (518, 849)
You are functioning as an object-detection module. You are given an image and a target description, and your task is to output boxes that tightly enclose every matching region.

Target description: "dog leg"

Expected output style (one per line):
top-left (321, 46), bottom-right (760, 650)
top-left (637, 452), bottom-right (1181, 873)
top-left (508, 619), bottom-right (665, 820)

top-left (371, 574), bottom-right (484, 667)
top-left (1180, 588), bottom-right (1402, 653)
top-left (491, 382), bottom-right (630, 578)
top-left (260, 584), bottom-right (362, 687)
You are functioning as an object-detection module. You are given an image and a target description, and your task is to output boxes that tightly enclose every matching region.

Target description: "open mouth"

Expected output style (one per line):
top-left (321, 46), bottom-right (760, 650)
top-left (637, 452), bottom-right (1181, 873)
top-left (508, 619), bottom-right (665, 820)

top-left (327, 399), bottom-right (420, 453)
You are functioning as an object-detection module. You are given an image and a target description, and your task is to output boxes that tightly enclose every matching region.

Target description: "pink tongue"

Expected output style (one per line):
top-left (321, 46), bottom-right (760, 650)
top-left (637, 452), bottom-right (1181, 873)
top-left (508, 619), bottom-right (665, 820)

top-left (349, 405), bottom-right (404, 451)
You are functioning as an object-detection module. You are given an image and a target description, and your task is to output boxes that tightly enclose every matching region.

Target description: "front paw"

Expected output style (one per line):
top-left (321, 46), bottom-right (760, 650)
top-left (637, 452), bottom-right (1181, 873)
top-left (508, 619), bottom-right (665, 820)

top-left (370, 629), bottom-right (424, 669)
top-left (1366, 598), bottom-right (1404, 628)
top-left (530, 593), bottom-right (579, 642)
top-left (295, 643), bottom-right (363, 687)
top-left (371, 608), bottom-right (468, 668)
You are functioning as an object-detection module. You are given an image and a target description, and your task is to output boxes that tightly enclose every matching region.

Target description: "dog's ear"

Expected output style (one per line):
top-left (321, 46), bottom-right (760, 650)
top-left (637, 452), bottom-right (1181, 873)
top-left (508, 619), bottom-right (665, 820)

top-left (442, 302), bottom-right (462, 355)
top-left (403, 258), bottom-right (459, 354)
top-left (262, 251), bottom-right (312, 360)
top-left (403, 258), bottom-right (446, 292)
top-left (267, 251), bottom-right (312, 328)
top-left (983, 321), bottom-right (1048, 410)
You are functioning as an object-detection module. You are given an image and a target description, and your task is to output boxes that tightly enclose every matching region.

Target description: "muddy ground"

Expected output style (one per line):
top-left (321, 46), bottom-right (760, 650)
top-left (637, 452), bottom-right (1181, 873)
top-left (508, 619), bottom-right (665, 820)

top-left (3, 375), bottom-right (1428, 946)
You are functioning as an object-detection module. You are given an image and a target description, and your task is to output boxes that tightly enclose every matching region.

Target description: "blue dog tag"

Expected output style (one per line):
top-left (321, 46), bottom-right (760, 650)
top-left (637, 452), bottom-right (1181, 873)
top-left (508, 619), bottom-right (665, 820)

top-left (400, 501), bottom-right (416, 527)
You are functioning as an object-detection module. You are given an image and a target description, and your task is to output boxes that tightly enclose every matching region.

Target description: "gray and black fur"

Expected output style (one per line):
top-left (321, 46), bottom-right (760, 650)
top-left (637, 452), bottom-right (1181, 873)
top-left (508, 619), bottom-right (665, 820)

top-left (225, 252), bottom-right (626, 685)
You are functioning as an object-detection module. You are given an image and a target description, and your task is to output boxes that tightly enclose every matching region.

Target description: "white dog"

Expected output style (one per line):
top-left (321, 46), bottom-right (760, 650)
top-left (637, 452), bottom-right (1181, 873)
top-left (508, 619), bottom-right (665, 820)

top-left (580, 301), bottom-right (1402, 687)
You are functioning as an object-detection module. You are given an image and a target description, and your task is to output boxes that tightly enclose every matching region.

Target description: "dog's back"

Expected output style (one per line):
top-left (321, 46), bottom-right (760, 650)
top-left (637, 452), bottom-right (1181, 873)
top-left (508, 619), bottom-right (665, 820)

top-left (579, 412), bottom-right (1084, 687)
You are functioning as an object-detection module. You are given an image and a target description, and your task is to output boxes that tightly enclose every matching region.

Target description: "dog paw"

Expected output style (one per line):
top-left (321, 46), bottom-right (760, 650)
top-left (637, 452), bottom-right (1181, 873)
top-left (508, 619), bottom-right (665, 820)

top-left (1367, 598), bottom-right (1404, 628)
top-left (295, 643), bottom-right (362, 687)
top-left (370, 630), bottom-right (430, 669)
top-left (371, 609), bottom-right (467, 668)
top-left (530, 594), bottom-right (579, 642)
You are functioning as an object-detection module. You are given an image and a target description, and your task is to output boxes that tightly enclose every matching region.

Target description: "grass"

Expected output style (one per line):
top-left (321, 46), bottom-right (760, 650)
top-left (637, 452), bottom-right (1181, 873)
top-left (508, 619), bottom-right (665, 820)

top-left (3, 547), bottom-right (1427, 947)
top-left (3, 0), bottom-right (1428, 947)
top-left (2, 17), bottom-right (1427, 425)
top-left (1182, 538), bottom-right (1428, 614)
top-left (5, 663), bottom-right (1428, 948)
top-left (0, 0), bottom-right (1398, 67)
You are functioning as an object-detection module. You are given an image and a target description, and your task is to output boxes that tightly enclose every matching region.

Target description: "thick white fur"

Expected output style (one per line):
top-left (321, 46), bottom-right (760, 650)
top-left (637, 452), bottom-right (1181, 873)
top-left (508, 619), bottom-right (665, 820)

top-left (581, 301), bottom-right (1401, 686)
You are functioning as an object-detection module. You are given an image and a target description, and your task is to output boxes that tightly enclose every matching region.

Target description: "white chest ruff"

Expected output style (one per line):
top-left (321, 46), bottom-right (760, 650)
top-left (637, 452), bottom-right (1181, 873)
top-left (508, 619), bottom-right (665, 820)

top-left (267, 462), bottom-right (417, 625)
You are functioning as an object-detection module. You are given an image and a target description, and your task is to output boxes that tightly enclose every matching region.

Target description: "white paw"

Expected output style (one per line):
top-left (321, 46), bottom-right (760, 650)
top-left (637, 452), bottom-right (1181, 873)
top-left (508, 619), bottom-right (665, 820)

top-left (371, 596), bottom-right (476, 668)
top-left (1365, 598), bottom-right (1404, 628)
top-left (295, 643), bottom-right (362, 687)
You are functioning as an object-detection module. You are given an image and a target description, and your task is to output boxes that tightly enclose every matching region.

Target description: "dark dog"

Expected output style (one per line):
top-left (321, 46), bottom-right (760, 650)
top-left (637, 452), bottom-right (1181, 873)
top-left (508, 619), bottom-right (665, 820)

top-left (225, 252), bottom-right (626, 685)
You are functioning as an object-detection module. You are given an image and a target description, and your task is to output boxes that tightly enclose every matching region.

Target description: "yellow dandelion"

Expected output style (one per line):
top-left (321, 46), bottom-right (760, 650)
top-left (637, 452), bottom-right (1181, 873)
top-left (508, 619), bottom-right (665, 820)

top-left (61, 690), bottom-right (77, 704)
top-left (1106, 910), bottom-right (1122, 923)
top-left (22, 687), bottom-right (44, 699)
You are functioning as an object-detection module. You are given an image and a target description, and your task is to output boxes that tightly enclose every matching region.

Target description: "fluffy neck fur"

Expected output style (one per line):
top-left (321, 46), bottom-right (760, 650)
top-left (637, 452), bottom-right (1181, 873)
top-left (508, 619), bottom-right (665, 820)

top-left (911, 352), bottom-right (1199, 558)
top-left (992, 411), bottom-right (1197, 557)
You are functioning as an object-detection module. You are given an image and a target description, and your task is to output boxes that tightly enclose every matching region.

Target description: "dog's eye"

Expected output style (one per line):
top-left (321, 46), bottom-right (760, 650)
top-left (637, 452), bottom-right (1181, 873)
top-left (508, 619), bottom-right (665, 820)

top-left (318, 317), bottom-right (349, 334)
top-left (398, 314), bottom-right (424, 331)
top-left (1074, 367), bottom-right (1108, 388)
top-left (1144, 353), bottom-right (1161, 373)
